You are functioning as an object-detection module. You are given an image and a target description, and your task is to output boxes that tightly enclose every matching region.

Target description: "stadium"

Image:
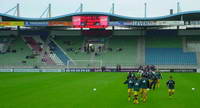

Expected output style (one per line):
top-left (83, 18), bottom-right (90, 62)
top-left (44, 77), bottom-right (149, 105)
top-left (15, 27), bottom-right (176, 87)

top-left (0, 2), bottom-right (200, 108)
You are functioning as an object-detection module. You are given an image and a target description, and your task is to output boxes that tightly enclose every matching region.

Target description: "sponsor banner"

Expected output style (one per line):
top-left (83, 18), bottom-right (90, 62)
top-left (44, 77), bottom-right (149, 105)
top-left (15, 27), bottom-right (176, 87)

top-left (10, 21), bottom-right (24, 26)
top-left (41, 69), bottom-right (63, 72)
top-left (13, 69), bottom-right (40, 72)
top-left (121, 68), bottom-right (138, 72)
top-left (0, 68), bottom-right (196, 72)
top-left (25, 21), bottom-right (48, 26)
top-left (0, 69), bottom-right (13, 72)
top-left (185, 21), bottom-right (200, 25)
top-left (123, 21), bottom-right (133, 26)
top-left (0, 21), bottom-right (24, 26)
top-left (170, 69), bottom-right (196, 72)
top-left (0, 22), bottom-right (10, 26)
top-left (48, 21), bottom-right (72, 26)
top-left (132, 21), bottom-right (157, 26)
top-left (133, 21), bottom-right (184, 26)
top-left (109, 21), bottom-right (133, 26)
top-left (65, 68), bottom-right (91, 72)
top-left (159, 69), bottom-right (171, 72)
top-left (157, 21), bottom-right (184, 26)
top-left (93, 68), bottom-right (138, 72)
top-left (109, 21), bottom-right (123, 26)
top-left (110, 21), bottom-right (184, 26)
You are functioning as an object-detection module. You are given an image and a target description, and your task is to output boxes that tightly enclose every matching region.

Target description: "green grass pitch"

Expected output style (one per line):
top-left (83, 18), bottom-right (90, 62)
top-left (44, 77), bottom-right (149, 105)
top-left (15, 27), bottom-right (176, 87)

top-left (0, 72), bottom-right (200, 108)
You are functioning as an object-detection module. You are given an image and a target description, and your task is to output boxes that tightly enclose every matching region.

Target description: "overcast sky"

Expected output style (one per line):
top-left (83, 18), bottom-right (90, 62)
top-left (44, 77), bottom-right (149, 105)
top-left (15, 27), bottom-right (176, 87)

top-left (0, 0), bottom-right (200, 18)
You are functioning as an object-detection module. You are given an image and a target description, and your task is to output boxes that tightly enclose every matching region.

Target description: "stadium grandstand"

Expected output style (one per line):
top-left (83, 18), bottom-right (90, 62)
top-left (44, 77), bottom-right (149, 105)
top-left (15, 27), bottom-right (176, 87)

top-left (1, 4), bottom-right (200, 72)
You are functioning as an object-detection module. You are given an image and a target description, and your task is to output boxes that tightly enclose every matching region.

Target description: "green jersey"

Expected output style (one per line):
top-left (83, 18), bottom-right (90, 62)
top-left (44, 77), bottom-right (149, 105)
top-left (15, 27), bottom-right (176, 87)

top-left (140, 78), bottom-right (149, 89)
top-left (124, 78), bottom-right (134, 88)
top-left (155, 72), bottom-right (162, 79)
top-left (133, 80), bottom-right (141, 91)
top-left (166, 80), bottom-right (175, 89)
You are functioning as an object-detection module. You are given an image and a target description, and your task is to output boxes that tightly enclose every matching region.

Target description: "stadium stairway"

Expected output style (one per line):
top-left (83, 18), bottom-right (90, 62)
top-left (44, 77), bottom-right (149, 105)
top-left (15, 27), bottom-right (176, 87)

top-left (49, 53), bottom-right (65, 65)
top-left (48, 39), bottom-right (72, 65)
top-left (23, 36), bottom-right (55, 65)
top-left (35, 36), bottom-right (65, 65)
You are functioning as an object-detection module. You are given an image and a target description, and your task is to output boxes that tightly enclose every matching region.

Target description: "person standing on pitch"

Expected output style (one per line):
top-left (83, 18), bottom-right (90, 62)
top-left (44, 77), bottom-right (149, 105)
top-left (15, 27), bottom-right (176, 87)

top-left (155, 70), bottom-right (162, 88)
top-left (140, 75), bottom-right (149, 102)
top-left (124, 76), bottom-right (135, 101)
top-left (166, 76), bottom-right (175, 97)
top-left (150, 72), bottom-right (158, 90)
top-left (133, 77), bottom-right (141, 104)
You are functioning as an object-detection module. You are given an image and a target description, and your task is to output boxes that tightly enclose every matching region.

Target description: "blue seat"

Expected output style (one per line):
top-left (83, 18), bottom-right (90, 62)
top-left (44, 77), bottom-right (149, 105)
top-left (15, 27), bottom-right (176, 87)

top-left (145, 48), bottom-right (197, 65)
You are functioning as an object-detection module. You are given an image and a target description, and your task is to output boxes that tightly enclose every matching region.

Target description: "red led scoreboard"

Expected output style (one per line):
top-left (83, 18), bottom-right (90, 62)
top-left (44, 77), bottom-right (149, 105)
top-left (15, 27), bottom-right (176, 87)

top-left (73, 16), bottom-right (108, 28)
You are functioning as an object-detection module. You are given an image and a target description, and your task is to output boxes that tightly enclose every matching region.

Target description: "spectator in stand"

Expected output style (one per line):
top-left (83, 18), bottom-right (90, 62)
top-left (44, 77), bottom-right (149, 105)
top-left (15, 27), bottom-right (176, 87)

top-left (84, 46), bottom-right (86, 52)
top-left (44, 51), bottom-right (48, 55)
top-left (39, 48), bottom-right (43, 52)
top-left (95, 52), bottom-right (98, 56)
top-left (22, 60), bottom-right (27, 64)
top-left (117, 48), bottom-right (123, 52)
top-left (98, 46), bottom-right (102, 52)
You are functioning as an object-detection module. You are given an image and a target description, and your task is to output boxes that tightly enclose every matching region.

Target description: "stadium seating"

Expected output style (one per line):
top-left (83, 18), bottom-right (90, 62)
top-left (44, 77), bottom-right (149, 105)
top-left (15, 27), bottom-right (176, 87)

top-left (186, 36), bottom-right (200, 52)
top-left (54, 36), bottom-right (91, 61)
top-left (24, 37), bottom-right (41, 53)
top-left (94, 36), bottom-right (138, 66)
top-left (0, 37), bottom-right (10, 53)
top-left (0, 37), bottom-right (39, 66)
top-left (24, 36), bottom-right (55, 65)
top-left (54, 36), bottom-right (138, 67)
top-left (145, 48), bottom-right (197, 65)
top-left (0, 37), bottom-right (9, 43)
top-left (145, 36), bottom-right (182, 48)
top-left (1, 34), bottom-right (198, 67)
top-left (145, 36), bottom-right (197, 65)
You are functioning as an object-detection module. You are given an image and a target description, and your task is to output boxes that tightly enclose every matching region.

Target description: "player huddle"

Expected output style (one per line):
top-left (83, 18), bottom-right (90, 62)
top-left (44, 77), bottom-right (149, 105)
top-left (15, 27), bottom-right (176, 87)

top-left (124, 66), bottom-right (175, 104)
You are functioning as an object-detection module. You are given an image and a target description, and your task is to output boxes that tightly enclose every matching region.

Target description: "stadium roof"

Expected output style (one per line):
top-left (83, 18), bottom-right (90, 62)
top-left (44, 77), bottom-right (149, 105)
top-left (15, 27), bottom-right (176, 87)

top-left (1, 10), bottom-right (200, 21)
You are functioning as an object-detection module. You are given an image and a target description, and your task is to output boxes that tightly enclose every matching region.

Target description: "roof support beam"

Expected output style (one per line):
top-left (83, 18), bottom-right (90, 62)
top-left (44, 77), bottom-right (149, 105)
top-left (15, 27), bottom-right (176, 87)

top-left (112, 3), bottom-right (115, 14)
top-left (40, 4), bottom-right (51, 18)
top-left (144, 2), bottom-right (147, 17)
top-left (177, 2), bottom-right (181, 13)
top-left (4, 4), bottom-right (20, 17)
top-left (17, 3), bottom-right (20, 17)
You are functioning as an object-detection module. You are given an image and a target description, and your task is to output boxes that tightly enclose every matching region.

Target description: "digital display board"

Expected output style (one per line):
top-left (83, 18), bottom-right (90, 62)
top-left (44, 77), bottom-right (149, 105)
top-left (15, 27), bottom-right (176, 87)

top-left (73, 16), bottom-right (108, 28)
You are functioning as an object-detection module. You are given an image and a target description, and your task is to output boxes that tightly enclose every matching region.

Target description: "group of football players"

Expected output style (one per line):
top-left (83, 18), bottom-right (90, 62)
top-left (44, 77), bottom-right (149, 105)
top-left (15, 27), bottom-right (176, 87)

top-left (124, 65), bottom-right (175, 104)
